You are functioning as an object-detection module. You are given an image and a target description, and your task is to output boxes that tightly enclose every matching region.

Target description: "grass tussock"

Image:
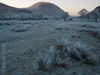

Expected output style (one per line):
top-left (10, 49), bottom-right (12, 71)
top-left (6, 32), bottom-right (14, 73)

top-left (55, 26), bottom-right (70, 30)
top-left (33, 38), bottom-right (98, 73)
top-left (33, 46), bottom-right (67, 72)
top-left (11, 24), bottom-right (30, 32)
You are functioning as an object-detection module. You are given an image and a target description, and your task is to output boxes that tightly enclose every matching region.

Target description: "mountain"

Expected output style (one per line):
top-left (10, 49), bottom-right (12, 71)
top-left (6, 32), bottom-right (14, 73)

top-left (0, 2), bottom-right (65, 16)
top-left (0, 2), bottom-right (19, 14)
top-left (0, 2), bottom-right (31, 15)
top-left (26, 2), bottom-right (64, 16)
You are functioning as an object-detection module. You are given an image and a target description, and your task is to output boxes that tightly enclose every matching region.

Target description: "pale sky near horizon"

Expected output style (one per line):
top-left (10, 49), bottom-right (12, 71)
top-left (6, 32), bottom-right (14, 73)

top-left (0, 0), bottom-right (100, 16)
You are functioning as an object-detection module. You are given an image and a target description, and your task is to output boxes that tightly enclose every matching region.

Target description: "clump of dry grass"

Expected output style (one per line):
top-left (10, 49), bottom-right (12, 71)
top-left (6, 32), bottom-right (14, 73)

top-left (55, 26), bottom-right (70, 30)
top-left (33, 38), bottom-right (98, 73)
top-left (11, 24), bottom-right (30, 32)
top-left (55, 27), bottom-right (63, 30)
top-left (33, 46), bottom-right (67, 73)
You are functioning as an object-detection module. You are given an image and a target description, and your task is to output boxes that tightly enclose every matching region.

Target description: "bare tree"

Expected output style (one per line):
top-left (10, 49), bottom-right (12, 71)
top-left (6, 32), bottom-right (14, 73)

top-left (61, 12), bottom-right (69, 21)
top-left (85, 11), bottom-right (90, 21)
top-left (87, 12), bottom-right (90, 21)
top-left (33, 12), bottom-right (43, 20)
top-left (14, 12), bottom-right (43, 20)
top-left (29, 12), bottom-right (43, 20)
top-left (78, 9), bottom-right (88, 21)
top-left (90, 9), bottom-right (100, 22)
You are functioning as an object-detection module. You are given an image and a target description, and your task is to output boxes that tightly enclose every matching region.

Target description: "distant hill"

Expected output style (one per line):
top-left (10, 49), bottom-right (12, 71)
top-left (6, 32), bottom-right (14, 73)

top-left (0, 2), bottom-right (65, 16)
top-left (0, 2), bottom-right (19, 14)
top-left (84, 6), bottom-right (100, 19)
top-left (0, 2), bottom-right (31, 15)
top-left (89, 6), bottom-right (100, 14)
top-left (26, 2), bottom-right (64, 16)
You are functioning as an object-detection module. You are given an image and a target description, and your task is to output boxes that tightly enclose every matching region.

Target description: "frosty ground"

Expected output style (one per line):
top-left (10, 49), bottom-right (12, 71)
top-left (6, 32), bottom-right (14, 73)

top-left (0, 19), bottom-right (100, 75)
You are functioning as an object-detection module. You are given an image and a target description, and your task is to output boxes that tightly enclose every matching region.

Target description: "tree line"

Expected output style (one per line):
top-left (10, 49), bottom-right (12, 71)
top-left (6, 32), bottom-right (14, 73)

top-left (0, 12), bottom-right (69, 20)
top-left (78, 8), bottom-right (100, 22)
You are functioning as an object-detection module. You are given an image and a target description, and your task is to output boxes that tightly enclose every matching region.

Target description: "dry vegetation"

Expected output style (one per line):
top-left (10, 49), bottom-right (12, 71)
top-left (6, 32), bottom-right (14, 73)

top-left (80, 24), bottom-right (100, 39)
top-left (11, 24), bottom-right (30, 32)
top-left (0, 20), bottom-right (100, 75)
top-left (33, 38), bottom-right (98, 74)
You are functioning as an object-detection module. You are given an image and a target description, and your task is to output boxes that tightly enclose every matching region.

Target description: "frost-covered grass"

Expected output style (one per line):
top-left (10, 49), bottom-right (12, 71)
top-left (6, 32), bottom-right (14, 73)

top-left (33, 38), bottom-right (98, 73)
top-left (80, 24), bottom-right (100, 28)
top-left (80, 24), bottom-right (100, 38)
top-left (55, 26), bottom-right (70, 30)
top-left (11, 24), bottom-right (30, 32)
top-left (56, 38), bottom-right (98, 64)
top-left (33, 46), bottom-right (67, 72)
top-left (85, 24), bottom-right (99, 28)
top-left (0, 26), bottom-right (3, 29)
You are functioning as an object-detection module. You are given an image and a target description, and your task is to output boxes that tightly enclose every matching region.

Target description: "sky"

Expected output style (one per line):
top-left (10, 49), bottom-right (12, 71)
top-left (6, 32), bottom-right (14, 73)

top-left (0, 0), bottom-right (100, 16)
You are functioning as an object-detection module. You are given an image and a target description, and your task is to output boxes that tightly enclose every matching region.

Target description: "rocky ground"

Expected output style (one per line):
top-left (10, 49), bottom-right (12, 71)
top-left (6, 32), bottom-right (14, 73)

top-left (0, 20), bottom-right (100, 75)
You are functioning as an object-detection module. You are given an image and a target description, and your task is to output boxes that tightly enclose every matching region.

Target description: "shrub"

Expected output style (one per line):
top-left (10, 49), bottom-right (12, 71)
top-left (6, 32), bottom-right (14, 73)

top-left (33, 38), bottom-right (98, 73)
top-left (61, 12), bottom-right (69, 21)
top-left (30, 12), bottom-right (43, 20)
top-left (57, 38), bottom-right (98, 65)
top-left (33, 46), bottom-right (68, 73)
top-left (55, 27), bottom-right (63, 30)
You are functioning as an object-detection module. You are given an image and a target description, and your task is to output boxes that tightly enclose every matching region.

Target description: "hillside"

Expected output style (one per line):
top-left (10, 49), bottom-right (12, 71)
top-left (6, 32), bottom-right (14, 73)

top-left (84, 6), bottom-right (100, 19)
top-left (26, 2), bottom-right (65, 16)
top-left (95, 6), bottom-right (100, 13)
top-left (0, 2), bottom-right (19, 14)
top-left (0, 2), bottom-right (31, 14)
top-left (0, 2), bottom-right (65, 16)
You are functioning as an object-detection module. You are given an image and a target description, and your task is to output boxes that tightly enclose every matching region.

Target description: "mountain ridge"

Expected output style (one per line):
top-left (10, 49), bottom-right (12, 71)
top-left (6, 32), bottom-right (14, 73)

top-left (0, 2), bottom-right (32, 14)
top-left (26, 2), bottom-right (64, 16)
top-left (0, 2), bottom-right (65, 16)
